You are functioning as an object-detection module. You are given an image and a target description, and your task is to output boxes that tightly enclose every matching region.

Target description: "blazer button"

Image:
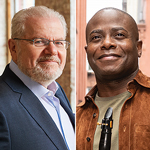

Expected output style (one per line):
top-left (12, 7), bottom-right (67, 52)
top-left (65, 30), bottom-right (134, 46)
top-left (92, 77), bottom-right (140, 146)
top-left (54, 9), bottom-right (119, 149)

top-left (86, 137), bottom-right (91, 142)
top-left (93, 113), bottom-right (96, 118)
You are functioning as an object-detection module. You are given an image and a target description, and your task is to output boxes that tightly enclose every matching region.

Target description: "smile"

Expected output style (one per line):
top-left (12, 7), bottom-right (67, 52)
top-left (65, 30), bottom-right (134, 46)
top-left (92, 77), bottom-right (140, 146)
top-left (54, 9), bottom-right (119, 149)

top-left (98, 54), bottom-right (121, 60)
top-left (39, 60), bottom-right (59, 64)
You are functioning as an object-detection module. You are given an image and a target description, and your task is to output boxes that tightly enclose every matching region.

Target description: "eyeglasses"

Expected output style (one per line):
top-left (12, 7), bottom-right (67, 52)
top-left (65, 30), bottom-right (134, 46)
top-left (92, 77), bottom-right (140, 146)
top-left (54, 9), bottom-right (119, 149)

top-left (13, 38), bottom-right (70, 49)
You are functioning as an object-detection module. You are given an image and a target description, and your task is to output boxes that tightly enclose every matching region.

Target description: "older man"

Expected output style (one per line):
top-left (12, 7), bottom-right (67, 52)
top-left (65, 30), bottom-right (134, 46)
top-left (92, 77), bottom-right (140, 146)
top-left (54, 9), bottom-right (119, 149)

top-left (0, 6), bottom-right (75, 150)
top-left (76, 7), bottom-right (150, 150)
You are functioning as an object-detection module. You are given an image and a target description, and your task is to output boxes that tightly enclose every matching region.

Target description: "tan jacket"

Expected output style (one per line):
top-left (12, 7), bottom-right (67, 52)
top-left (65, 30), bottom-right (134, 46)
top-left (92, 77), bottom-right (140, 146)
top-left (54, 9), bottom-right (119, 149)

top-left (76, 70), bottom-right (150, 150)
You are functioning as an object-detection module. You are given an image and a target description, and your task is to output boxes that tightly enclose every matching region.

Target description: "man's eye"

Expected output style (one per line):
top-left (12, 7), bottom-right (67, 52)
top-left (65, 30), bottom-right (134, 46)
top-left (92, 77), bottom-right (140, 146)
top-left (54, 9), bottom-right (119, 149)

top-left (92, 36), bottom-right (101, 40)
top-left (35, 40), bottom-right (43, 44)
top-left (55, 41), bottom-right (64, 45)
top-left (116, 33), bottom-right (125, 37)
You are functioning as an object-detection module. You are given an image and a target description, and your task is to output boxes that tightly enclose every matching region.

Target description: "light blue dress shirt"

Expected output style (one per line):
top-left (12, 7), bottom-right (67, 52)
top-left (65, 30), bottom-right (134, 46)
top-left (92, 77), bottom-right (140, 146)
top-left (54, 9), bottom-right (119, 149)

top-left (9, 60), bottom-right (75, 150)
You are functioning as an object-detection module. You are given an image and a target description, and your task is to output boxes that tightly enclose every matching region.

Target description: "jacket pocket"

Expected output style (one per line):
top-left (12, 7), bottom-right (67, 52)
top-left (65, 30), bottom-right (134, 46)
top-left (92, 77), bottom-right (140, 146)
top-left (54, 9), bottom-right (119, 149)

top-left (134, 124), bottom-right (150, 150)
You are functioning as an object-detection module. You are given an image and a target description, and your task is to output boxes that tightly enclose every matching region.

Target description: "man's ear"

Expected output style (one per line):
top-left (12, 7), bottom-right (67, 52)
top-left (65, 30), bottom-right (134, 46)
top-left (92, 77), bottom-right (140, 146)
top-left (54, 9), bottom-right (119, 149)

top-left (84, 45), bottom-right (87, 52)
top-left (8, 39), bottom-right (16, 53)
top-left (137, 40), bottom-right (142, 58)
top-left (8, 39), bottom-right (18, 63)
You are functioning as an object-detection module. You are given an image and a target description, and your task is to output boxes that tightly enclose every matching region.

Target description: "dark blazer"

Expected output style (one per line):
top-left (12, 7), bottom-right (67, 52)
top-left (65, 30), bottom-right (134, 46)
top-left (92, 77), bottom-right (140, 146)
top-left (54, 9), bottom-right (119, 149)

top-left (0, 65), bottom-right (75, 150)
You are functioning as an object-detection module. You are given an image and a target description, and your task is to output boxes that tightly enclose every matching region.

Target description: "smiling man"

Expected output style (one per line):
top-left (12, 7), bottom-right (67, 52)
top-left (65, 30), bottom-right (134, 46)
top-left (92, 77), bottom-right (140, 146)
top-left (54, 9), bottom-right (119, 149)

top-left (0, 6), bottom-right (75, 150)
top-left (76, 7), bottom-right (150, 150)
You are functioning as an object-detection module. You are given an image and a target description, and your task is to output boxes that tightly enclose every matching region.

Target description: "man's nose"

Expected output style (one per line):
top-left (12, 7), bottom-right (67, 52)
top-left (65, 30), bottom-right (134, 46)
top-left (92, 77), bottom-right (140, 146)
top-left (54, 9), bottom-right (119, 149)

top-left (100, 35), bottom-right (116, 50)
top-left (44, 42), bottom-right (58, 55)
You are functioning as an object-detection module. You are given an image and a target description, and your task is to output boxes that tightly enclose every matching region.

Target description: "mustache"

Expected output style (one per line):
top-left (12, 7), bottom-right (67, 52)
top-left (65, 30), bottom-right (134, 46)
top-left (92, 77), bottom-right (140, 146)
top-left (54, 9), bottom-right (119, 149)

top-left (36, 55), bottom-right (61, 65)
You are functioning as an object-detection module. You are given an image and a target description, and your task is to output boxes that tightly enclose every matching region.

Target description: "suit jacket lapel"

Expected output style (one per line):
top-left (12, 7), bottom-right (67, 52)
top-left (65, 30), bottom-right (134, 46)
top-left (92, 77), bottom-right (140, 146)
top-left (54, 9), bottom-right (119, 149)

top-left (2, 65), bottom-right (68, 150)
top-left (55, 87), bottom-right (75, 128)
top-left (19, 92), bottom-right (68, 150)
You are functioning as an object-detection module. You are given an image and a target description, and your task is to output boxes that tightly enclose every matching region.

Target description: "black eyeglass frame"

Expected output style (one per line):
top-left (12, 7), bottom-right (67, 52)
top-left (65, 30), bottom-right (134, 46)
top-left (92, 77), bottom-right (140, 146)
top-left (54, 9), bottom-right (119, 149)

top-left (13, 38), bottom-right (70, 49)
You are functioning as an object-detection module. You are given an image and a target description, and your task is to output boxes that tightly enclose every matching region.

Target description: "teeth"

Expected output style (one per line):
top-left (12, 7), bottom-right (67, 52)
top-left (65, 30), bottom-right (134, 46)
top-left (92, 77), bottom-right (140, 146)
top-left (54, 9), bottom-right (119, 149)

top-left (99, 54), bottom-right (120, 59)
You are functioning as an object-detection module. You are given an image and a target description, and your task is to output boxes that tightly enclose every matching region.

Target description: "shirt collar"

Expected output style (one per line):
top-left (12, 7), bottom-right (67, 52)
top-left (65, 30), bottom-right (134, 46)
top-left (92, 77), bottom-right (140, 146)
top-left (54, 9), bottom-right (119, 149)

top-left (9, 60), bottom-right (58, 99)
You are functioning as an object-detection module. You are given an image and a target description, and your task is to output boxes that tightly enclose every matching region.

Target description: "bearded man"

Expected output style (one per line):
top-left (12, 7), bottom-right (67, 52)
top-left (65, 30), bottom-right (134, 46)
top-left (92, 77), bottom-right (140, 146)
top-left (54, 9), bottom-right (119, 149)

top-left (0, 6), bottom-right (75, 150)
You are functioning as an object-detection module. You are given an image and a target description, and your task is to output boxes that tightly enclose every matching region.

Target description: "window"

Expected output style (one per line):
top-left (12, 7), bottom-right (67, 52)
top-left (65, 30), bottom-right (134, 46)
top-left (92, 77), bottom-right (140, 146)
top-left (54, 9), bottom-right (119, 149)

top-left (11, 0), bottom-right (35, 16)
top-left (138, 0), bottom-right (146, 23)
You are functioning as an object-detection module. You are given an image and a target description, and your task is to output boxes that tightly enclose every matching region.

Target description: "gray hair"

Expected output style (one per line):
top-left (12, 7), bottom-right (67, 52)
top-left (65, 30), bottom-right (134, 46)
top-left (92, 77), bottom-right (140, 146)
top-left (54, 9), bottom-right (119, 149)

top-left (11, 6), bottom-right (67, 39)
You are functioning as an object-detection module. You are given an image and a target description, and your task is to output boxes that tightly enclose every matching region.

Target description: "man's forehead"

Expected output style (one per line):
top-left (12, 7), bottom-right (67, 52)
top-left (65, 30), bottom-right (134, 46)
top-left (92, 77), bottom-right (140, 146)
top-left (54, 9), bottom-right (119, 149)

top-left (92, 8), bottom-right (127, 18)
top-left (86, 8), bottom-right (138, 42)
top-left (25, 16), bottom-right (63, 30)
top-left (87, 11), bottom-right (127, 33)
top-left (89, 9), bottom-right (128, 26)
top-left (24, 16), bottom-right (65, 38)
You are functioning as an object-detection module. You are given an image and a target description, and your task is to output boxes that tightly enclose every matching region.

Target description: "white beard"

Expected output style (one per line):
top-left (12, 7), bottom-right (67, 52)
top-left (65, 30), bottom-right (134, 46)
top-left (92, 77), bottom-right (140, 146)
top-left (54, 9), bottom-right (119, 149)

top-left (17, 55), bottom-right (63, 83)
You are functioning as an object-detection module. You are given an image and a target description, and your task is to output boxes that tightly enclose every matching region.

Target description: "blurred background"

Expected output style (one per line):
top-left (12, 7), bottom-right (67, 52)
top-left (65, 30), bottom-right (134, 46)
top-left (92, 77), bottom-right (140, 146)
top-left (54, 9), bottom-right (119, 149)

top-left (76, 0), bottom-right (150, 104)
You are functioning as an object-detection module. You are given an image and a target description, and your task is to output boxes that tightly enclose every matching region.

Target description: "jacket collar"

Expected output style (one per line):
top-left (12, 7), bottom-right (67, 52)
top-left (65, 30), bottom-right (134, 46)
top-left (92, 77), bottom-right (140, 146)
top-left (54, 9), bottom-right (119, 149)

top-left (133, 70), bottom-right (150, 88)
top-left (1, 64), bottom-right (73, 149)
top-left (55, 85), bottom-right (75, 128)
top-left (78, 70), bottom-right (150, 107)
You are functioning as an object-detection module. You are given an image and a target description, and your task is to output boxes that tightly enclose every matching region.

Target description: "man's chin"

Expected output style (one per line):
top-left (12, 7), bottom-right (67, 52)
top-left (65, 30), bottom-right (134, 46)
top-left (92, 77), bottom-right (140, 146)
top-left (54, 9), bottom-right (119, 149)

top-left (19, 64), bottom-right (63, 83)
top-left (31, 69), bottom-right (63, 83)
